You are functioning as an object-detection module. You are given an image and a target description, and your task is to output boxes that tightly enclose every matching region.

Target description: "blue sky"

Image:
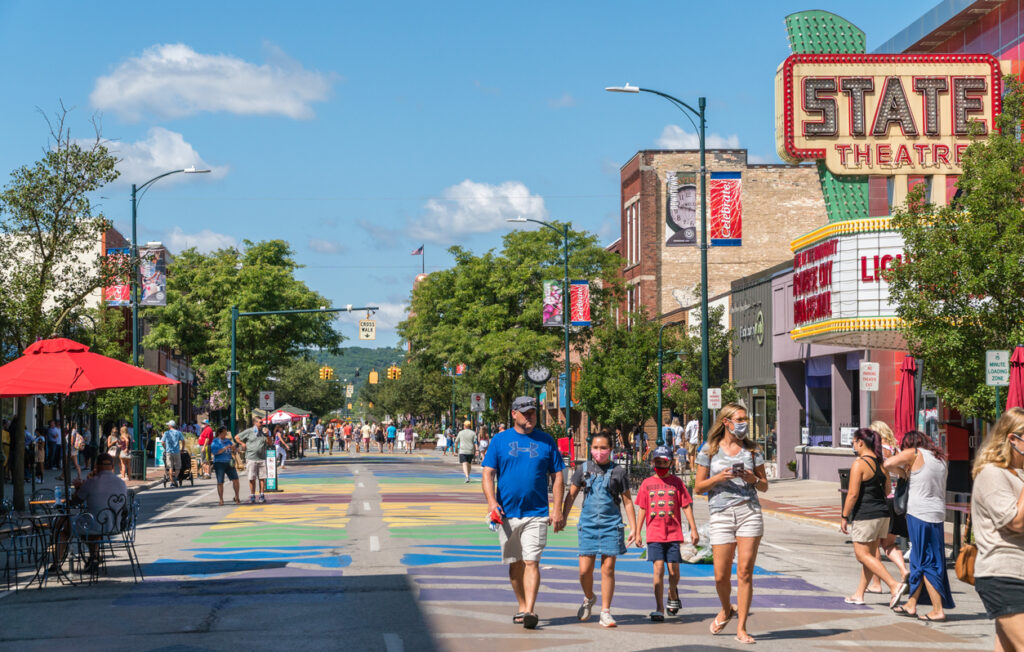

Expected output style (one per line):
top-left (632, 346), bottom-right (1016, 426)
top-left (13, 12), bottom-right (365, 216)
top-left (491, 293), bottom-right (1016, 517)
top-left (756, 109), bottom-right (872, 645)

top-left (0, 0), bottom-right (936, 347)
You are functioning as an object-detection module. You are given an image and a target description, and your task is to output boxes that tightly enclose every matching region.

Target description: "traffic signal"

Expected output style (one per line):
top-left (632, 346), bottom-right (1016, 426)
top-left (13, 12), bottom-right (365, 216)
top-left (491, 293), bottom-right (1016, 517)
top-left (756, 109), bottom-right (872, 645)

top-left (326, 367), bottom-right (334, 380)
top-left (318, 367), bottom-right (326, 380)
top-left (394, 366), bottom-right (402, 379)
top-left (386, 367), bottom-right (393, 380)
top-left (369, 370), bottom-right (379, 384)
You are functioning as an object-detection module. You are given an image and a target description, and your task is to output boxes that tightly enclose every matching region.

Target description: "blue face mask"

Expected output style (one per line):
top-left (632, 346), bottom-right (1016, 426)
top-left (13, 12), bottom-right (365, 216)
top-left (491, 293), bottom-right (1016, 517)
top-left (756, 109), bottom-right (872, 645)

top-left (732, 421), bottom-right (749, 438)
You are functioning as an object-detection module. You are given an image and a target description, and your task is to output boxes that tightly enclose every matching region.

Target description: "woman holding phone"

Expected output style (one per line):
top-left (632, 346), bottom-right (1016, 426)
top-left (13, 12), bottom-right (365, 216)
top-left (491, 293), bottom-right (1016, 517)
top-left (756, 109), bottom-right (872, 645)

top-left (695, 402), bottom-right (768, 645)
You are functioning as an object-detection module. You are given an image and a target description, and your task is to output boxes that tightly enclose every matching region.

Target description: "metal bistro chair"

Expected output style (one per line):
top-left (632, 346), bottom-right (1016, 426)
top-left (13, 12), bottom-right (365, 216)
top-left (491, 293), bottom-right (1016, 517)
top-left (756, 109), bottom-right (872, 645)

top-left (29, 488), bottom-right (56, 515)
top-left (90, 495), bottom-right (143, 583)
top-left (1, 504), bottom-right (39, 592)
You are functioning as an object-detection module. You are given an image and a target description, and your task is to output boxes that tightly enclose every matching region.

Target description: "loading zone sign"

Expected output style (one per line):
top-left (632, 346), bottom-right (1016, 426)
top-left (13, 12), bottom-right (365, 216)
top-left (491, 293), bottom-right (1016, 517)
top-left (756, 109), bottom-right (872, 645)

top-left (359, 320), bottom-right (377, 341)
top-left (987, 350), bottom-right (1010, 386)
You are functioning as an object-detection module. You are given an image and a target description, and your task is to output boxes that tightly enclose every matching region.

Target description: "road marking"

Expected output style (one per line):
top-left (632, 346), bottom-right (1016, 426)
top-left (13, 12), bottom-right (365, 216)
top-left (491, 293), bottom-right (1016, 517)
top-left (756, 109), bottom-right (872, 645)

top-left (760, 541), bottom-right (795, 553)
top-left (353, 469), bottom-right (359, 475)
top-left (363, 501), bottom-right (372, 512)
top-left (147, 488), bottom-right (218, 524)
top-left (383, 633), bottom-right (403, 652)
top-left (358, 482), bottom-right (365, 488)
top-left (370, 536), bottom-right (380, 551)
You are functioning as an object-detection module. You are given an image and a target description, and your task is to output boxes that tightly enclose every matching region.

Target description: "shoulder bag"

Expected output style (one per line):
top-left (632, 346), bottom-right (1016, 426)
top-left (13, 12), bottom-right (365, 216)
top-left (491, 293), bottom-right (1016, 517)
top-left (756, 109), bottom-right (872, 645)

top-left (891, 452), bottom-right (915, 516)
top-left (955, 513), bottom-right (977, 585)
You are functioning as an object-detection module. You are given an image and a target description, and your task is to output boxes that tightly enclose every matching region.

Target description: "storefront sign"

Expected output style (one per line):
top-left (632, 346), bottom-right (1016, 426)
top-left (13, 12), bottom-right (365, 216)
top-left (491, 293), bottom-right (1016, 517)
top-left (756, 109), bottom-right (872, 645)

top-left (739, 310), bottom-right (765, 346)
top-left (710, 172), bottom-right (742, 246)
top-left (860, 362), bottom-right (880, 391)
top-left (986, 350), bottom-right (1010, 386)
top-left (776, 54), bottom-right (1002, 174)
top-left (665, 171), bottom-right (697, 246)
top-left (792, 238), bottom-right (837, 326)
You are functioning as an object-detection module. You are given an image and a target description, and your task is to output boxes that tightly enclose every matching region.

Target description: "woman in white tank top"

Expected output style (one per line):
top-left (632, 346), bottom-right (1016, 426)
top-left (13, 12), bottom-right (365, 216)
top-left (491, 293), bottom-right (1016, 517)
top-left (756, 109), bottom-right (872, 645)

top-left (884, 431), bottom-right (955, 621)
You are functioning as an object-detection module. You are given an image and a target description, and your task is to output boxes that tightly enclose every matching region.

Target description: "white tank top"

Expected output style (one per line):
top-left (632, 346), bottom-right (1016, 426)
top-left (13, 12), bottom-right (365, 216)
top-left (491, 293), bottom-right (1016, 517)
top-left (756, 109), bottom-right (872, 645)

top-left (908, 449), bottom-right (946, 524)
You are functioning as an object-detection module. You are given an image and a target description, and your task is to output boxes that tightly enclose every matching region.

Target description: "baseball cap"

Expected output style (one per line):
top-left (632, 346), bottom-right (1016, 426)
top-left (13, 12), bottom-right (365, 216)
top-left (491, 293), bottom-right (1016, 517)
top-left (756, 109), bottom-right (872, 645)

top-left (166, 420), bottom-right (176, 427)
top-left (202, 419), bottom-right (210, 425)
top-left (652, 446), bottom-right (673, 460)
top-left (511, 396), bottom-right (537, 412)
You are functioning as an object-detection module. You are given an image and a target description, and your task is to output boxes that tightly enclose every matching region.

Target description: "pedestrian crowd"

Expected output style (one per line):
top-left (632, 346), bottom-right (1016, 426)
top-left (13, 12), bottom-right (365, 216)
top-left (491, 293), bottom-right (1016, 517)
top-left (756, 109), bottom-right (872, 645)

top-left (480, 397), bottom-right (1024, 649)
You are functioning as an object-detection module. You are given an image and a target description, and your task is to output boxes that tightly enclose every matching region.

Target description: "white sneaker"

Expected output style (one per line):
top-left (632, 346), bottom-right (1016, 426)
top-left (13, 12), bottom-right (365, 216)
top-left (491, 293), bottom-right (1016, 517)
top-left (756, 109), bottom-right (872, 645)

top-left (576, 595), bottom-right (596, 621)
top-left (599, 610), bottom-right (616, 628)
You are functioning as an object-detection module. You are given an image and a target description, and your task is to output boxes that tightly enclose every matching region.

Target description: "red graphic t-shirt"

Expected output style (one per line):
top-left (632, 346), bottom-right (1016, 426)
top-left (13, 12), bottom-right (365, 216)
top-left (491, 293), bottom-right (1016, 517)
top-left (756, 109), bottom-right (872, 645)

top-left (636, 474), bottom-right (693, 543)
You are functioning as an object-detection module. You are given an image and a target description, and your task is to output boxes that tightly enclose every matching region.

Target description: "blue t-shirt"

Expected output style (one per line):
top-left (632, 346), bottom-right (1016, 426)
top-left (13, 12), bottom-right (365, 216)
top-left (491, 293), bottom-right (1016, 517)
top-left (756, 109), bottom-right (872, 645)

top-left (387, 425), bottom-right (397, 439)
top-left (482, 427), bottom-right (565, 518)
top-left (162, 429), bottom-right (184, 454)
top-left (210, 437), bottom-right (233, 463)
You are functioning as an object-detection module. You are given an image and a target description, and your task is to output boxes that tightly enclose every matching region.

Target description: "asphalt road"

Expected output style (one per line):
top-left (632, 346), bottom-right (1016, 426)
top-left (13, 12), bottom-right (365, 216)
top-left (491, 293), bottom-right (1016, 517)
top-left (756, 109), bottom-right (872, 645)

top-left (0, 450), bottom-right (997, 651)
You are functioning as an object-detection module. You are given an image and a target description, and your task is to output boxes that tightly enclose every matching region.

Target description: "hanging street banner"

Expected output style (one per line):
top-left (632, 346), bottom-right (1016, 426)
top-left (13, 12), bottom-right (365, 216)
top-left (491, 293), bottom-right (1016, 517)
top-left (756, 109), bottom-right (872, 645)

top-left (542, 280), bottom-right (563, 327)
top-left (359, 319), bottom-right (377, 340)
top-left (775, 53), bottom-right (1002, 175)
top-left (710, 172), bottom-right (742, 246)
top-left (138, 245), bottom-right (168, 306)
top-left (104, 247), bottom-right (131, 306)
top-left (569, 280), bottom-right (591, 327)
top-left (665, 171), bottom-right (697, 246)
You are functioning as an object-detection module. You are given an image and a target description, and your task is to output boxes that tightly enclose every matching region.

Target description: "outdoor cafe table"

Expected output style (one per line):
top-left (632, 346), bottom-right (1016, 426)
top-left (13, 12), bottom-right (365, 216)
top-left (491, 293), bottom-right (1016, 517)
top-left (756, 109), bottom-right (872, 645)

top-left (17, 506), bottom-right (83, 588)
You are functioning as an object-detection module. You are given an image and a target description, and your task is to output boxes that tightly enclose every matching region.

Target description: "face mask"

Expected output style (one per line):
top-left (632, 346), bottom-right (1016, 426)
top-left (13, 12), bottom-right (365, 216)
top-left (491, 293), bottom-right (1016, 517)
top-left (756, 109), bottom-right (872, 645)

top-left (1011, 436), bottom-right (1024, 457)
top-left (654, 466), bottom-right (671, 477)
top-left (591, 449), bottom-right (611, 464)
top-left (732, 421), bottom-right (749, 438)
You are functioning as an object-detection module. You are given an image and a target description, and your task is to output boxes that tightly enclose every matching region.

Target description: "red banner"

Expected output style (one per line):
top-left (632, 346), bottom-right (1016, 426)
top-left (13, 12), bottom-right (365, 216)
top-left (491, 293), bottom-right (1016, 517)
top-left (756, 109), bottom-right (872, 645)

top-left (104, 247), bottom-right (130, 306)
top-left (710, 172), bottom-right (742, 246)
top-left (569, 281), bottom-right (590, 327)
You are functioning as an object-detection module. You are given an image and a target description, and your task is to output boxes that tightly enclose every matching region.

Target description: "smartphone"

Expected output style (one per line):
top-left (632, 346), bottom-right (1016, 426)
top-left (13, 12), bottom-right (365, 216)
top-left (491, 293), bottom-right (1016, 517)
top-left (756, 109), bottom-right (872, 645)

top-left (732, 463), bottom-right (745, 475)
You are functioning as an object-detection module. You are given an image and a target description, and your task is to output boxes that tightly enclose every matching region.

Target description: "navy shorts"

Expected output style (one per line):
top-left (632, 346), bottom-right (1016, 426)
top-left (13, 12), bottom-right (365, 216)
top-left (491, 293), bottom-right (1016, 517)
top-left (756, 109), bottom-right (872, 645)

top-left (213, 461), bottom-right (238, 484)
top-left (647, 541), bottom-right (682, 563)
top-left (975, 576), bottom-right (1024, 619)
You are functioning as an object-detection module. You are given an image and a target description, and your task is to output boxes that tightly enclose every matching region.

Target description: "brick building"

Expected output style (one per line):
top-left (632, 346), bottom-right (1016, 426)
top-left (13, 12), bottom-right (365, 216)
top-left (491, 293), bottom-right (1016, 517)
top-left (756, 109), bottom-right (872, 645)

top-left (617, 150), bottom-right (828, 326)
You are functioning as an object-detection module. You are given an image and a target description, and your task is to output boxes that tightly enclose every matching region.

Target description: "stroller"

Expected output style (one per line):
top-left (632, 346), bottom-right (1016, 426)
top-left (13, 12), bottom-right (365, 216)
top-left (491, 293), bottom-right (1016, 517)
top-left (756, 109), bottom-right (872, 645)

top-left (162, 450), bottom-right (195, 488)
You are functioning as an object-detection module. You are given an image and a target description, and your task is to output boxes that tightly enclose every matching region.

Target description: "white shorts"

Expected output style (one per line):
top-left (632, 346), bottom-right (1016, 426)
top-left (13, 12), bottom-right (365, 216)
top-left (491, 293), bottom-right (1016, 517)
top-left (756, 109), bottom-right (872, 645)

top-left (246, 460), bottom-right (267, 480)
top-left (498, 516), bottom-right (548, 563)
top-left (709, 501), bottom-right (764, 545)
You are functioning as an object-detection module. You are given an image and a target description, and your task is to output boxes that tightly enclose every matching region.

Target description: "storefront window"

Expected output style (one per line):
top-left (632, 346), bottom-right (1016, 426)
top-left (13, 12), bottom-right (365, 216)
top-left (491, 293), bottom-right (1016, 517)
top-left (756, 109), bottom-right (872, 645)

top-left (805, 356), bottom-right (832, 446)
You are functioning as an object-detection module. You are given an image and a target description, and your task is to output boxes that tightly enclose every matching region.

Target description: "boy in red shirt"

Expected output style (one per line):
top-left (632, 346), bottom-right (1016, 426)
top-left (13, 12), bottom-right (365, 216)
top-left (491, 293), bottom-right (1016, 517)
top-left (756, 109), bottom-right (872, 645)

top-left (629, 446), bottom-right (699, 621)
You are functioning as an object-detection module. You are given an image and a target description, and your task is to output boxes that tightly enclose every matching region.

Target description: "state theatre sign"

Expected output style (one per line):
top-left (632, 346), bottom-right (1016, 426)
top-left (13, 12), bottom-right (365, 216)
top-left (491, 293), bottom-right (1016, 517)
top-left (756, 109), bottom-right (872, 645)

top-left (776, 54), bottom-right (1002, 174)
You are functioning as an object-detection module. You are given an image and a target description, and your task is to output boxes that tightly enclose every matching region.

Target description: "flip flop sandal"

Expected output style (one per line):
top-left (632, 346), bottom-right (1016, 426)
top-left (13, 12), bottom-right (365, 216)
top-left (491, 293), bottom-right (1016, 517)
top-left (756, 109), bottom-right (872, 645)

top-left (649, 611), bottom-right (665, 622)
top-left (512, 612), bottom-right (526, 624)
top-left (889, 582), bottom-right (909, 609)
top-left (918, 614), bottom-right (947, 622)
top-left (891, 605), bottom-right (917, 616)
top-left (710, 606), bottom-right (735, 634)
top-left (735, 634), bottom-right (757, 644)
top-left (522, 612), bottom-right (539, 629)
top-left (844, 597), bottom-right (866, 605)
top-left (667, 598), bottom-right (681, 615)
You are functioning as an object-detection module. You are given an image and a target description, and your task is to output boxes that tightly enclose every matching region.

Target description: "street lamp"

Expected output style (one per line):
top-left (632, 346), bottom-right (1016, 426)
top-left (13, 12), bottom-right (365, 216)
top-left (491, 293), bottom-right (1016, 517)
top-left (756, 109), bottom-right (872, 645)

top-left (507, 217), bottom-right (572, 442)
top-left (130, 167), bottom-right (209, 467)
top-left (606, 84), bottom-right (711, 445)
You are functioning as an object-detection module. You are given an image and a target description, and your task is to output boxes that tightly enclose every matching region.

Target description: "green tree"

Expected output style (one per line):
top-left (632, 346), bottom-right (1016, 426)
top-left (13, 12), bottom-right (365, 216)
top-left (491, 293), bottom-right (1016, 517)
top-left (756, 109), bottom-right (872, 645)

top-left (662, 304), bottom-right (738, 418)
top-left (400, 224), bottom-right (623, 420)
top-left (888, 75), bottom-right (1024, 419)
top-left (0, 106), bottom-right (124, 507)
top-left (271, 357), bottom-right (345, 416)
top-left (144, 240), bottom-right (342, 422)
top-left (575, 311), bottom-right (667, 434)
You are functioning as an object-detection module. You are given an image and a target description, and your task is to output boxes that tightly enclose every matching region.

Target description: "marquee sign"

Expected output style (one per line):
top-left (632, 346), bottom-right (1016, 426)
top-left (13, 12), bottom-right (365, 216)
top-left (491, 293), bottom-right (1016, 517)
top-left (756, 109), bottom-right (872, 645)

top-left (776, 53), bottom-right (1002, 174)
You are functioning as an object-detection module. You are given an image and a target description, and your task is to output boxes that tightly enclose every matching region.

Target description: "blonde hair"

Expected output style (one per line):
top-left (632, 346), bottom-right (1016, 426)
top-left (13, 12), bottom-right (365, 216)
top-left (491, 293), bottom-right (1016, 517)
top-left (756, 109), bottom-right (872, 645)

top-left (871, 421), bottom-right (897, 449)
top-left (705, 402), bottom-right (759, 457)
top-left (973, 407), bottom-right (1024, 478)
top-left (119, 425), bottom-right (129, 437)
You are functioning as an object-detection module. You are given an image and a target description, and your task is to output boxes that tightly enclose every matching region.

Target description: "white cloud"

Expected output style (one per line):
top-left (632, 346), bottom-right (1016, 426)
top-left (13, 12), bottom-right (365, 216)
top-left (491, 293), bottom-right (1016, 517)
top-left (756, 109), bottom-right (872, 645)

top-left (748, 153), bottom-right (773, 164)
top-left (336, 302), bottom-right (408, 335)
top-left (308, 238), bottom-right (346, 254)
top-left (548, 92), bottom-right (576, 109)
top-left (91, 43), bottom-right (333, 121)
top-left (108, 127), bottom-right (227, 185)
top-left (409, 180), bottom-right (547, 244)
top-left (656, 124), bottom-right (741, 149)
top-left (164, 226), bottom-right (237, 254)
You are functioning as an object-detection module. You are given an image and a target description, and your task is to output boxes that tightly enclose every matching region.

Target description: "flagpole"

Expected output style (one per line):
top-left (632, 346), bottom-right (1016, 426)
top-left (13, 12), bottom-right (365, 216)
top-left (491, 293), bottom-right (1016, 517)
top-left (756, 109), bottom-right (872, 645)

top-left (422, 245), bottom-right (425, 274)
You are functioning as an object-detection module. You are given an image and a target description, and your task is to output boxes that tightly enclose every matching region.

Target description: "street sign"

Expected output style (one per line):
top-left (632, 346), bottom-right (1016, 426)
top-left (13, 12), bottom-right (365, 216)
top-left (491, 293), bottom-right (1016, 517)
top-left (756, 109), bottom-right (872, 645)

top-left (860, 362), bottom-right (880, 392)
top-left (986, 350), bottom-right (1011, 386)
top-left (259, 390), bottom-right (275, 410)
top-left (345, 384), bottom-right (354, 398)
top-left (359, 319), bottom-right (377, 341)
top-left (470, 393), bottom-right (485, 412)
top-left (708, 387), bottom-right (722, 410)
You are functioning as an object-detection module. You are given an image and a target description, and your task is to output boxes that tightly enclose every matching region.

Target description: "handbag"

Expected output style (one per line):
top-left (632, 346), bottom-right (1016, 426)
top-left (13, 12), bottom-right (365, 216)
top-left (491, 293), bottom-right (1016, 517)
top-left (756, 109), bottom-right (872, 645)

top-left (955, 513), bottom-right (977, 585)
top-left (892, 477), bottom-right (910, 516)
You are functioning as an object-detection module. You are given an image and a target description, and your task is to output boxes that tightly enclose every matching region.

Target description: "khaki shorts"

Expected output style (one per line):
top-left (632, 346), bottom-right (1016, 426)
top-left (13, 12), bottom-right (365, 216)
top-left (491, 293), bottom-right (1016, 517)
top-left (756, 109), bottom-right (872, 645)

top-left (709, 501), bottom-right (764, 545)
top-left (850, 516), bottom-right (890, 543)
top-left (498, 516), bottom-right (548, 563)
top-left (687, 443), bottom-right (699, 459)
top-left (246, 459), bottom-right (267, 480)
top-left (166, 452), bottom-right (182, 472)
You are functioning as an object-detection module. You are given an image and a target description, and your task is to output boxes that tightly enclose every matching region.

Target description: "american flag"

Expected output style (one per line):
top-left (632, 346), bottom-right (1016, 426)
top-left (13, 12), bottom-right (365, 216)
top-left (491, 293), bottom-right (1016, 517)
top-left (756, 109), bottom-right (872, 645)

top-left (411, 245), bottom-right (424, 255)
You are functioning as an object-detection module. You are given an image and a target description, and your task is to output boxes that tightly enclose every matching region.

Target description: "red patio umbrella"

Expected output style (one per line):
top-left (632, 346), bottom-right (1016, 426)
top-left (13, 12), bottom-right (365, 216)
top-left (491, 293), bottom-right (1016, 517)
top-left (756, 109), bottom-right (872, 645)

top-left (1006, 345), bottom-right (1024, 412)
top-left (894, 355), bottom-right (917, 445)
top-left (265, 409), bottom-right (302, 425)
top-left (0, 338), bottom-right (177, 396)
top-left (0, 338), bottom-right (178, 505)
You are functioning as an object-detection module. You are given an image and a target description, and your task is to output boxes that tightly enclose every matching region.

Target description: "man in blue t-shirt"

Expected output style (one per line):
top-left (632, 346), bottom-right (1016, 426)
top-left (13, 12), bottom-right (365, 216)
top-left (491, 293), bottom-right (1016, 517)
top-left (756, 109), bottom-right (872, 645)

top-left (482, 396), bottom-right (565, 630)
top-left (386, 423), bottom-right (397, 453)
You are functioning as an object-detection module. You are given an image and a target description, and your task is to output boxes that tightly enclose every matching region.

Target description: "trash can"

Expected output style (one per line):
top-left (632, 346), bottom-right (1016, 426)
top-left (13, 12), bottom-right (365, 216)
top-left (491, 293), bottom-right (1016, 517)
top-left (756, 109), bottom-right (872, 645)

top-left (130, 449), bottom-right (146, 481)
top-left (838, 468), bottom-right (851, 511)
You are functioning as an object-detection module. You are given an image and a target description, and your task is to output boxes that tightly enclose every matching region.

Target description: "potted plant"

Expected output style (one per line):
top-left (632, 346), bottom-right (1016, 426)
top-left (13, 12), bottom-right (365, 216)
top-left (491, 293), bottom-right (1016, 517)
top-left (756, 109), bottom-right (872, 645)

top-left (786, 460), bottom-right (798, 478)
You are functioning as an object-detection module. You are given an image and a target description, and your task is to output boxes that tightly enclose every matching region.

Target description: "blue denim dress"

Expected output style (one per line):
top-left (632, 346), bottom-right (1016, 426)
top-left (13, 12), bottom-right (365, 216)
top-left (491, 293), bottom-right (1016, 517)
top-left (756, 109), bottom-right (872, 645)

top-left (577, 462), bottom-right (627, 557)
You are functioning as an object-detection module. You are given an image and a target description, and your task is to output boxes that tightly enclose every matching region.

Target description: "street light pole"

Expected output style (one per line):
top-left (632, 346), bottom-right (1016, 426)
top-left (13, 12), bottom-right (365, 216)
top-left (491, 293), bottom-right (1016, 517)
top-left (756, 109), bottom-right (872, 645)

top-left (606, 85), bottom-right (711, 443)
top-left (130, 167), bottom-right (209, 472)
top-left (507, 218), bottom-right (572, 443)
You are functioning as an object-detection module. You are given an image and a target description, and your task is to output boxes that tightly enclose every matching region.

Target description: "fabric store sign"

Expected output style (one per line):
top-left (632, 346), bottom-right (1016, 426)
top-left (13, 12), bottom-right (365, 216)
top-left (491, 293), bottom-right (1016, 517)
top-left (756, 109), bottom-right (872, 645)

top-left (776, 53), bottom-right (1002, 174)
top-left (710, 172), bottom-right (742, 246)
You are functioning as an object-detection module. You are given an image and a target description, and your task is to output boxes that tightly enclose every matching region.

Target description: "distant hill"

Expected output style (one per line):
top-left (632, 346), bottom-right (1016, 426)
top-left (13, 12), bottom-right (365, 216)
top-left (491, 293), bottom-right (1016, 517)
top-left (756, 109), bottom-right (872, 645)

top-left (314, 347), bottom-right (405, 389)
